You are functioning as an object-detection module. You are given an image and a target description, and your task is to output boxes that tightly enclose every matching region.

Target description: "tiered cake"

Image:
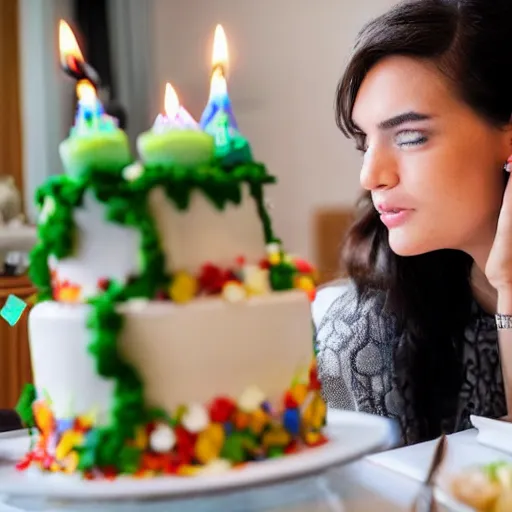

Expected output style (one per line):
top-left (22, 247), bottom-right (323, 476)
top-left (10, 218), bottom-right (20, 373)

top-left (15, 22), bottom-right (326, 479)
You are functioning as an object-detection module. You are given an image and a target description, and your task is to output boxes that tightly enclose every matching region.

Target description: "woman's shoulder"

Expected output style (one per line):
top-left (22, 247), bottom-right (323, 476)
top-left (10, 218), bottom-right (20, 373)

top-left (313, 279), bottom-right (398, 347)
top-left (312, 279), bottom-right (403, 414)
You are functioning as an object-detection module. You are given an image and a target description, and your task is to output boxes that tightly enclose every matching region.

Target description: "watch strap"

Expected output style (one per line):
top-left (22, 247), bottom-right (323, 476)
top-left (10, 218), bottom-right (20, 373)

top-left (495, 314), bottom-right (512, 329)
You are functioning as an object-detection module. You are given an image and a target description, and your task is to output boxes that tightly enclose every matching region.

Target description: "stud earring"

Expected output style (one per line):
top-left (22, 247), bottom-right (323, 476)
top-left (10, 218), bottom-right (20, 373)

top-left (506, 155), bottom-right (512, 173)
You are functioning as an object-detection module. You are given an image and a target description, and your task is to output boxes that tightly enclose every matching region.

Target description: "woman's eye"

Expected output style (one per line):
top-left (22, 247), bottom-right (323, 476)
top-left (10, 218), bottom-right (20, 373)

top-left (354, 133), bottom-right (368, 154)
top-left (395, 130), bottom-right (427, 148)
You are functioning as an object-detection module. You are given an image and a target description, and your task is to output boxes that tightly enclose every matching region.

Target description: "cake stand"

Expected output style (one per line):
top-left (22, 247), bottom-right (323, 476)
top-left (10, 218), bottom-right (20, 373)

top-left (0, 409), bottom-right (399, 502)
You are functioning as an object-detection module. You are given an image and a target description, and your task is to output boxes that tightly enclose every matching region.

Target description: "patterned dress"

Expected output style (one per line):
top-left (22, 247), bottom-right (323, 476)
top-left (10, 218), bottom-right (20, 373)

top-left (315, 281), bottom-right (506, 445)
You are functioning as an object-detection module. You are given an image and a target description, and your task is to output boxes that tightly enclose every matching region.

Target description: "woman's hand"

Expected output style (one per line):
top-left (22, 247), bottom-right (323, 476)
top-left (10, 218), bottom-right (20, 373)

top-left (486, 163), bottom-right (512, 415)
top-left (485, 168), bottom-right (512, 313)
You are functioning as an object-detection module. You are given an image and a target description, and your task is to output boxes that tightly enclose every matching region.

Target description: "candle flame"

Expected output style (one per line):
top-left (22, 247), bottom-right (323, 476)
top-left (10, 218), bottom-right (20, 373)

top-left (210, 68), bottom-right (228, 98)
top-left (76, 79), bottom-right (97, 107)
top-left (212, 24), bottom-right (228, 73)
top-left (59, 20), bottom-right (84, 69)
top-left (164, 82), bottom-right (180, 118)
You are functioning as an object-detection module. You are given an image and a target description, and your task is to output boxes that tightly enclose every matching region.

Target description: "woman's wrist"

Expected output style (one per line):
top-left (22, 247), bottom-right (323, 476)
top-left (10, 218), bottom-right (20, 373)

top-left (497, 288), bottom-right (512, 315)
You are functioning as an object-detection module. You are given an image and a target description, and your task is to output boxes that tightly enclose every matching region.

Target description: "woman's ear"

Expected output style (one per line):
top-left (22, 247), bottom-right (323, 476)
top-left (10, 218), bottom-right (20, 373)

top-left (501, 121), bottom-right (512, 166)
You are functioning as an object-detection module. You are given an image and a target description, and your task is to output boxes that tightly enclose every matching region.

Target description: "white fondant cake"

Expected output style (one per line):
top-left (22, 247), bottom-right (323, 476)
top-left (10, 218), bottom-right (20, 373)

top-left (49, 186), bottom-right (267, 302)
top-left (149, 185), bottom-right (266, 274)
top-left (48, 192), bottom-right (142, 301)
top-left (21, 166), bottom-right (325, 477)
top-left (28, 290), bottom-right (313, 423)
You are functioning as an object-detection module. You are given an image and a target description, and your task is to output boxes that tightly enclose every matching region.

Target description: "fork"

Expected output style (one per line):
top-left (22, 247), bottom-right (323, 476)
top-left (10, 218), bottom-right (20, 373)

top-left (410, 434), bottom-right (448, 512)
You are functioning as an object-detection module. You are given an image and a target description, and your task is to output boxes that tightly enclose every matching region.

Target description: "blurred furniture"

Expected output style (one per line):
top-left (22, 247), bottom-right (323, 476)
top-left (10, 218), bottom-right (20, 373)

top-left (0, 275), bottom-right (34, 409)
top-left (0, 0), bottom-right (24, 206)
top-left (313, 207), bottom-right (354, 285)
top-left (0, 0), bottom-right (33, 409)
top-left (0, 226), bottom-right (37, 272)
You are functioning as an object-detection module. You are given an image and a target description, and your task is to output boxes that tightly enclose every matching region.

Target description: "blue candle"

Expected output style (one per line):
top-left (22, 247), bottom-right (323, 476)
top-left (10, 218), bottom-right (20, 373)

top-left (199, 69), bottom-right (238, 131)
top-left (200, 25), bottom-right (252, 165)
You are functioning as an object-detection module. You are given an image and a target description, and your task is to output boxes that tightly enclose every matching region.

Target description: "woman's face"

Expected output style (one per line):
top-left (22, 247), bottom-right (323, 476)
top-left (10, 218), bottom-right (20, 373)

top-left (352, 56), bottom-right (511, 262)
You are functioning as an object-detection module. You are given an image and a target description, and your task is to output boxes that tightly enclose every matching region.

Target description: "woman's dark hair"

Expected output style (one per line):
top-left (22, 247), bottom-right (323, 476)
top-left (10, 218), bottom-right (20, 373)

top-left (336, 0), bottom-right (512, 441)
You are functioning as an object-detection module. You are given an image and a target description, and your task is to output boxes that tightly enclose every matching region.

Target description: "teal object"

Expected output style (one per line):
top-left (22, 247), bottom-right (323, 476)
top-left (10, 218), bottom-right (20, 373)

top-left (1, 294), bottom-right (27, 326)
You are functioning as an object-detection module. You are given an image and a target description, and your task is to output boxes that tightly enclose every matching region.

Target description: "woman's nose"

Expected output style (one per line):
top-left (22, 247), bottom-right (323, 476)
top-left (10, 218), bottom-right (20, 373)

top-left (360, 147), bottom-right (399, 191)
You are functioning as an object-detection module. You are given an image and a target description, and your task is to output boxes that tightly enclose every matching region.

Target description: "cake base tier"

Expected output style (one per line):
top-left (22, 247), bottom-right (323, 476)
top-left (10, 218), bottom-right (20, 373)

top-left (28, 290), bottom-right (315, 421)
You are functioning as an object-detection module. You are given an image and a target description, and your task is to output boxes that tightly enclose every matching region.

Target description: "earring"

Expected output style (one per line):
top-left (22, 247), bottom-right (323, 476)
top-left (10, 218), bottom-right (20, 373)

top-left (506, 155), bottom-right (512, 173)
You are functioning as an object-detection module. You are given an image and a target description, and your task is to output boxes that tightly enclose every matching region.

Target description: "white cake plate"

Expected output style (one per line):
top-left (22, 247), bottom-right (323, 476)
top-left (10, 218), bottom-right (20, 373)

top-left (0, 409), bottom-right (398, 501)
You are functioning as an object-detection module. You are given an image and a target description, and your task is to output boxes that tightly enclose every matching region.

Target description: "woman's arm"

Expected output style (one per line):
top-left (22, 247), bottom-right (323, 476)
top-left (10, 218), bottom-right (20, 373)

top-left (496, 291), bottom-right (512, 416)
top-left (315, 282), bottom-right (399, 413)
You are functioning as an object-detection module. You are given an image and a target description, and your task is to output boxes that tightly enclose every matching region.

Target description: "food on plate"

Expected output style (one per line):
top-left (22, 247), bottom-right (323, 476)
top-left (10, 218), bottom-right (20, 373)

top-left (450, 461), bottom-right (512, 511)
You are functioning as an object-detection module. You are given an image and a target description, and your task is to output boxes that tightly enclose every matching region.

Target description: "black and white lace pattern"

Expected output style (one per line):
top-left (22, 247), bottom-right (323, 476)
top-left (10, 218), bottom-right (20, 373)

top-left (315, 282), bottom-right (506, 445)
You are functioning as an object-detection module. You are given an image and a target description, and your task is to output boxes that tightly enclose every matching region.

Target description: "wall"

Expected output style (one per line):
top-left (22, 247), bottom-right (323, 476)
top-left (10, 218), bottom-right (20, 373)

top-left (148, 0), bottom-right (397, 262)
top-left (18, 0), bottom-right (75, 222)
top-left (17, 0), bottom-right (398, 261)
top-left (107, 0), bottom-right (153, 150)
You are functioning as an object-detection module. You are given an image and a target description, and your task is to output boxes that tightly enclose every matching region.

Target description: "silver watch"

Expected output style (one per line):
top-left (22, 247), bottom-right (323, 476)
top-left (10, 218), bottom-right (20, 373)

top-left (495, 314), bottom-right (512, 329)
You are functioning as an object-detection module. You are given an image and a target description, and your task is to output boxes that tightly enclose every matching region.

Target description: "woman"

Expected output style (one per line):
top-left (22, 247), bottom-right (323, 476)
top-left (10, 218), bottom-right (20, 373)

top-left (316, 0), bottom-right (512, 446)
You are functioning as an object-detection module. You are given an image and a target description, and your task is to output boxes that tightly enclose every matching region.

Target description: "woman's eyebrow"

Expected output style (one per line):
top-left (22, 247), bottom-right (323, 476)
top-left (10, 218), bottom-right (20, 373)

top-left (378, 111), bottom-right (432, 130)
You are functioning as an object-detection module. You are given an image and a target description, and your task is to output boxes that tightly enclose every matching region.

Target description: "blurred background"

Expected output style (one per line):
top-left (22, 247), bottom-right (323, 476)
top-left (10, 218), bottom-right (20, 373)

top-left (0, 0), bottom-right (395, 407)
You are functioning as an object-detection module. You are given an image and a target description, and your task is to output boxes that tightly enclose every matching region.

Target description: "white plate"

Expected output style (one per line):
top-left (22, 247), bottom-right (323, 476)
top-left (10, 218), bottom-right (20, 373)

top-left (470, 414), bottom-right (512, 454)
top-left (0, 409), bottom-right (398, 501)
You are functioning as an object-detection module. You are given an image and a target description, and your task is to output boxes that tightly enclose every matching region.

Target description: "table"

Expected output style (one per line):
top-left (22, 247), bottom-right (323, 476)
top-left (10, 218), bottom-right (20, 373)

top-left (0, 276), bottom-right (35, 409)
top-left (4, 426), bottom-right (510, 512)
top-left (0, 460), bottom-right (430, 512)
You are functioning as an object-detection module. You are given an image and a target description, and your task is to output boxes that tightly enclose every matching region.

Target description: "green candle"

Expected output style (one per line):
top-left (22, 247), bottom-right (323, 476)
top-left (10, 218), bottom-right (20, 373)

top-left (59, 80), bottom-right (131, 177)
top-left (137, 83), bottom-right (214, 168)
top-left (206, 110), bottom-right (252, 166)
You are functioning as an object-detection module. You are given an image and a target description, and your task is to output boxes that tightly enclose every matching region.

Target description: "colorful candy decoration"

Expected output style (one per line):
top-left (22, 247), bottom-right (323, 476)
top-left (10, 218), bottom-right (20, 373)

top-left (168, 271), bottom-right (198, 303)
top-left (221, 281), bottom-right (247, 303)
top-left (49, 242), bottom-right (317, 306)
top-left (50, 270), bottom-right (82, 303)
top-left (0, 294), bottom-right (28, 326)
top-left (122, 162), bottom-right (144, 182)
top-left (16, 361), bottom-right (328, 479)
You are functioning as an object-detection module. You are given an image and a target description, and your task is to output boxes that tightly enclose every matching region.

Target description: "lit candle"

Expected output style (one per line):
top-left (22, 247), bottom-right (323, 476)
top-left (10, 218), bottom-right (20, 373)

top-left (59, 20), bottom-right (100, 87)
top-left (137, 82), bottom-right (214, 167)
top-left (200, 24), bottom-right (252, 166)
top-left (58, 20), bottom-right (131, 178)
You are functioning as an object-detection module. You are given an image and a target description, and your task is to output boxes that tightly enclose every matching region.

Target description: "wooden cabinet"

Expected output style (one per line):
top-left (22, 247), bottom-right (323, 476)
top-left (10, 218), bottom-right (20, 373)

top-left (0, 276), bottom-right (35, 408)
top-left (314, 208), bottom-right (355, 284)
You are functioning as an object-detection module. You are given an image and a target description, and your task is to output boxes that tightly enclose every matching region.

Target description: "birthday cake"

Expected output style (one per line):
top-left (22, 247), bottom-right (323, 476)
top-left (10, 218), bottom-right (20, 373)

top-left (14, 22), bottom-right (326, 479)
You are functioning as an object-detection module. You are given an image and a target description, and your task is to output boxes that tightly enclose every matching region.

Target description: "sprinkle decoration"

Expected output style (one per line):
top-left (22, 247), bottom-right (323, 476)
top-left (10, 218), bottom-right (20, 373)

top-left (16, 362), bottom-right (327, 478)
top-left (0, 295), bottom-right (28, 326)
top-left (48, 245), bottom-right (317, 306)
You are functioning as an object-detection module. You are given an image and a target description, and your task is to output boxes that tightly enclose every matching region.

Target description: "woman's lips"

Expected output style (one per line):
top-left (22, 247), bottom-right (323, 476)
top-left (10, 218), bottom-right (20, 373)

top-left (376, 204), bottom-right (413, 228)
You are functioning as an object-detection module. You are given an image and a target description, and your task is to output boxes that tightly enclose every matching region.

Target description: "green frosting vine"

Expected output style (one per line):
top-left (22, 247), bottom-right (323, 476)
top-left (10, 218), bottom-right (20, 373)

top-left (15, 383), bottom-right (36, 428)
top-left (248, 182), bottom-right (276, 244)
top-left (78, 286), bottom-right (145, 471)
top-left (26, 159), bottom-right (279, 470)
top-left (29, 177), bottom-right (87, 300)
